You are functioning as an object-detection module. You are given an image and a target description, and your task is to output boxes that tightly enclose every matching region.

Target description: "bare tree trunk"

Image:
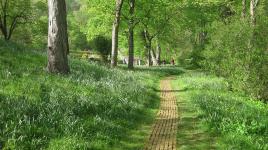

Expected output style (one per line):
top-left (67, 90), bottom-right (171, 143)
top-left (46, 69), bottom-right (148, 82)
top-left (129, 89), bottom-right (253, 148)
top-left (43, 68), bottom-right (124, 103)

top-left (111, 0), bottom-right (124, 67)
top-left (47, 0), bottom-right (70, 74)
top-left (128, 0), bottom-right (135, 69)
top-left (242, 0), bottom-right (246, 19)
top-left (250, 0), bottom-right (256, 25)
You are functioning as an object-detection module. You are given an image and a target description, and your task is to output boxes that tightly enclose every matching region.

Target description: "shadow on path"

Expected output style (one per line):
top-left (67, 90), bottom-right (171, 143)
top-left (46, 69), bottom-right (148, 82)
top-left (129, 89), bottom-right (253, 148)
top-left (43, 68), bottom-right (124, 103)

top-left (156, 88), bottom-right (188, 93)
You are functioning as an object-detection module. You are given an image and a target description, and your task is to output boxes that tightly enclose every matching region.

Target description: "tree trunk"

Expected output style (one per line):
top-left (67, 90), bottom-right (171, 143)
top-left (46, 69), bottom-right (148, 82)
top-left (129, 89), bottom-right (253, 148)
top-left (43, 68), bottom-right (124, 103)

top-left (0, 2), bottom-right (12, 40)
top-left (0, 0), bottom-right (30, 41)
top-left (242, 0), bottom-right (246, 19)
top-left (151, 48), bottom-right (158, 65)
top-left (250, 0), bottom-right (256, 25)
top-left (143, 29), bottom-right (152, 66)
top-left (0, 0), bottom-right (8, 40)
top-left (128, 0), bottom-right (135, 69)
top-left (111, 0), bottom-right (124, 67)
top-left (0, 19), bottom-right (8, 41)
top-left (147, 45), bottom-right (152, 66)
top-left (156, 42), bottom-right (161, 65)
top-left (0, 24), bottom-right (8, 40)
top-left (128, 26), bottom-right (134, 69)
top-left (47, 0), bottom-right (70, 74)
top-left (147, 40), bottom-right (153, 66)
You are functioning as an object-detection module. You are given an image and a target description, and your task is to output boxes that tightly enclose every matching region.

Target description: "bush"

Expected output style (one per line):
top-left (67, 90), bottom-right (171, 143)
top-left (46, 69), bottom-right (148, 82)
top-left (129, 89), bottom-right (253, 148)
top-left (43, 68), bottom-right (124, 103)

top-left (68, 15), bottom-right (90, 51)
top-left (90, 35), bottom-right (112, 63)
top-left (201, 19), bottom-right (268, 101)
top-left (177, 72), bottom-right (268, 149)
top-left (193, 92), bottom-right (268, 149)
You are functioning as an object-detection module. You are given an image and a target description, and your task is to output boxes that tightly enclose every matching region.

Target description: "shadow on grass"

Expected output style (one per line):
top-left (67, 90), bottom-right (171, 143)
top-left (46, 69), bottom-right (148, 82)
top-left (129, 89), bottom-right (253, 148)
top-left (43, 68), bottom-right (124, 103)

top-left (118, 65), bottom-right (186, 77)
top-left (176, 95), bottom-right (218, 150)
top-left (108, 71), bottom-right (166, 150)
top-left (110, 115), bottom-right (155, 150)
top-left (109, 97), bottom-right (159, 150)
top-left (155, 88), bottom-right (188, 93)
top-left (169, 75), bottom-right (219, 150)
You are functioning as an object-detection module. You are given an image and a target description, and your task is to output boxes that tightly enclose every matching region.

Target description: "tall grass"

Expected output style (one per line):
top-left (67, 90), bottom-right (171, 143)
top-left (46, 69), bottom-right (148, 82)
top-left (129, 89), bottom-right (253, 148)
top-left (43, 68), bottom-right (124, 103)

top-left (0, 42), bottom-right (163, 149)
top-left (176, 71), bottom-right (268, 149)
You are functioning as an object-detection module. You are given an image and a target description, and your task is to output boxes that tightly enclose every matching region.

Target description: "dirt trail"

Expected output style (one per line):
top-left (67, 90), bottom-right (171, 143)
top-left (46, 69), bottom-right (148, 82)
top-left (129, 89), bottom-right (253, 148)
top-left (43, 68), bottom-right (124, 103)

top-left (144, 77), bottom-right (178, 150)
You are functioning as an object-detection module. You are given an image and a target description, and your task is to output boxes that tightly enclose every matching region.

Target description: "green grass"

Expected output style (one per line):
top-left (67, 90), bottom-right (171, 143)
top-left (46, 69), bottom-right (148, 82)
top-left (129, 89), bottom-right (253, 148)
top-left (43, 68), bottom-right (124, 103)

top-left (171, 75), bottom-right (218, 150)
top-left (0, 41), bottom-right (184, 149)
top-left (173, 70), bottom-right (268, 150)
top-left (5, 40), bottom-right (266, 150)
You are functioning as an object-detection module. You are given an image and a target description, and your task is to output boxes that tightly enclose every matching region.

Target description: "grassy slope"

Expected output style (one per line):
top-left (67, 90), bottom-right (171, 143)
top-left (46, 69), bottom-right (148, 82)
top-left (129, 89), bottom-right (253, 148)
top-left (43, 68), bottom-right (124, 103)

top-left (173, 70), bottom-right (268, 150)
top-left (0, 42), bottom-right (184, 150)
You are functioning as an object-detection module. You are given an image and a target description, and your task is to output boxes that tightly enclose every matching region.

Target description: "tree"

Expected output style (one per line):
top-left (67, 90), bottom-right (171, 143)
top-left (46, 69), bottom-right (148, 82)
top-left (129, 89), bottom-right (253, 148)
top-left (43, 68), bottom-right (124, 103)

top-left (250, 0), bottom-right (259, 25)
top-left (127, 0), bottom-right (135, 69)
top-left (138, 0), bottom-right (179, 66)
top-left (242, 0), bottom-right (246, 19)
top-left (68, 14), bottom-right (89, 51)
top-left (156, 40), bottom-right (161, 65)
top-left (143, 29), bottom-right (153, 66)
top-left (47, 0), bottom-right (70, 74)
top-left (83, 0), bottom-right (114, 39)
top-left (0, 0), bottom-right (31, 41)
top-left (111, 0), bottom-right (124, 67)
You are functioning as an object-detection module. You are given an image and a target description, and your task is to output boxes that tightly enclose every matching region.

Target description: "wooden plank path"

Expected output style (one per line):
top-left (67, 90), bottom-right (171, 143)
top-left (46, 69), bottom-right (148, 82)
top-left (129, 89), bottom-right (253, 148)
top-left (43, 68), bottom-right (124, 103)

top-left (144, 78), bottom-right (178, 150)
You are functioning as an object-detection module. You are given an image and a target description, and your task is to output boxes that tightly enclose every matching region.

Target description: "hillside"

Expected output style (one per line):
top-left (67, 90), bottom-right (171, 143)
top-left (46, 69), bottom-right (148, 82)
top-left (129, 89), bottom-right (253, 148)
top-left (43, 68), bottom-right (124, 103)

top-left (0, 42), bottom-right (165, 149)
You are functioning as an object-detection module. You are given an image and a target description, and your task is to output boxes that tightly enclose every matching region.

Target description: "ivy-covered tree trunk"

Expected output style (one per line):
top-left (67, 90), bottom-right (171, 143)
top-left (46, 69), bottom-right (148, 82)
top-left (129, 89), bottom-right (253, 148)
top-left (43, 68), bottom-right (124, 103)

top-left (242, 0), bottom-right (246, 19)
top-left (47, 0), bottom-right (70, 74)
top-left (250, 0), bottom-right (256, 25)
top-left (128, 0), bottom-right (135, 69)
top-left (143, 29), bottom-right (153, 66)
top-left (111, 0), bottom-right (124, 67)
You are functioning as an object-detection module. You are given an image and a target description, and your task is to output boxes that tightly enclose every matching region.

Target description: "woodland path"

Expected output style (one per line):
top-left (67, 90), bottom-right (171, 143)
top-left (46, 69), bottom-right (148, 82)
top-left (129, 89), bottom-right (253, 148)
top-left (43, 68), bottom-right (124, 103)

top-left (144, 77), bottom-right (178, 150)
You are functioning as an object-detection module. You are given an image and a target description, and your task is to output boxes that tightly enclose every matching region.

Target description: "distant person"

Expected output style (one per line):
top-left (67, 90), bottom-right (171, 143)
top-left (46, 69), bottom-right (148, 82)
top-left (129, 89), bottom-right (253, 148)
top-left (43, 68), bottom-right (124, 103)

top-left (123, 58), bottom-right (128, 64)
top-left (163, 60), bottom-right (166, 65)
top-left (171, 59), bottom-right (175, 65)
top-left (137, 59), bottom-right (141, 66)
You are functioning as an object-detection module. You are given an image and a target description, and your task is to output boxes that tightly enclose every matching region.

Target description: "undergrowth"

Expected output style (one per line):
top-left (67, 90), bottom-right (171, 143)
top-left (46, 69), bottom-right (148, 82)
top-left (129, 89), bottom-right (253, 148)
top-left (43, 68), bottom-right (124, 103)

top-left (176, 71), bottom-right (268, 150)
top-left (0, 41), bottom-right (178, 149)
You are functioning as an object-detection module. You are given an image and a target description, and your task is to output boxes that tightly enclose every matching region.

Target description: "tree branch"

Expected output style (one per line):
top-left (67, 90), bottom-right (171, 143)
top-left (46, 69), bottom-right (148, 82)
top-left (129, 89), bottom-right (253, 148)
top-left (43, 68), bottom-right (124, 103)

top-left (121, 13), bottom-right (129, 21)
top-left (7, 15), bottom-right (19, 40)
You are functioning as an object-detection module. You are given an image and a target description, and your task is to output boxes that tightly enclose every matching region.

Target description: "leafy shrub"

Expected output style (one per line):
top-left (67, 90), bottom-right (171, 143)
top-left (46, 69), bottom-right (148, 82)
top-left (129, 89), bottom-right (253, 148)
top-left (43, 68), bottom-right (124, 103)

top-left (90, 35), bottom-right (112, 63)
top-left (193, 92), bottom-right (268, 150)
top-left (201, 19), bottom-right (268, 101)
top-left (178, 72), bottom-right (268, 149)
top-left (68, 16), bottom-right (90, 51)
